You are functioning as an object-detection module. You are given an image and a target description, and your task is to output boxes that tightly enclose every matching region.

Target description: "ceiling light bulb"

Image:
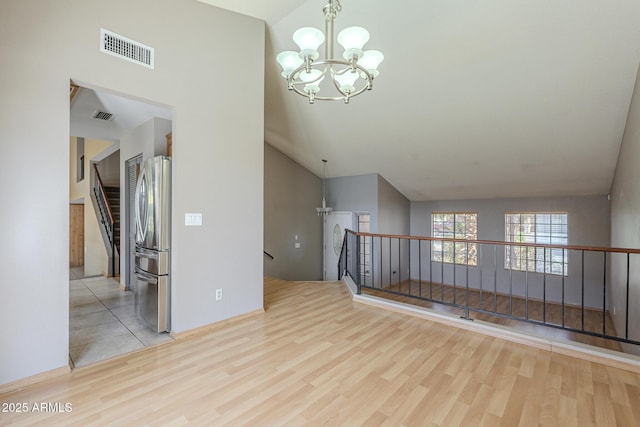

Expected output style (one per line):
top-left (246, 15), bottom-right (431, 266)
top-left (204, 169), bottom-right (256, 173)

top-left (276, 51), bottom-right (304, 78)
top-left (334, 70), bottom-right (359, 93)
top-left (359, 50), bottom-right (384, 78)
top-left (338, 26), bottom-right (370, 60)
top-left (293, 27), bottom-right (325, 60)
top-left (299, 69), bottom-right (324, 84)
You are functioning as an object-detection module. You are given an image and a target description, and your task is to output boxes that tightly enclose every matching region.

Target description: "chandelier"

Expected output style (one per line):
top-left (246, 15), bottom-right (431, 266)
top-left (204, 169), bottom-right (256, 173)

top-left (316, 160), bottom-right (333, 216)
top-left (276, 0), bottom-right (384, 104)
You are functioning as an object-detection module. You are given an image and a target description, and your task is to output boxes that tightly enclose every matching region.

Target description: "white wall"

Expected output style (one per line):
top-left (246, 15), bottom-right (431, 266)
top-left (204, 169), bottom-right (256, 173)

top-left (153, 118), bottom-right (172, 157)
top-left (0, 0), bottom-right (264, 385)
top-left (610, 63), bottom-right (640, 353)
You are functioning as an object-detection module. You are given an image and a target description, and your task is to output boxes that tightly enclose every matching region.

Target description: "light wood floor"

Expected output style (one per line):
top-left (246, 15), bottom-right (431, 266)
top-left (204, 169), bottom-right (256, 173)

top-left (2, 278), bottom-right (640, 426)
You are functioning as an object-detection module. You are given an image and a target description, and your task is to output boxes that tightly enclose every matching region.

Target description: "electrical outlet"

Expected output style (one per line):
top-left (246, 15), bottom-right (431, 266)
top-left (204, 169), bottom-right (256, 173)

top-left (215, 289), bottom-right (223, 301)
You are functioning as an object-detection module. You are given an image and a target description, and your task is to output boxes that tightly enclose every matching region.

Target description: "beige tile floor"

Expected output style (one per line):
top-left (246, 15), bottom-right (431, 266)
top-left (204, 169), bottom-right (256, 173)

top-left (69, 267), bottom-right (172, 368)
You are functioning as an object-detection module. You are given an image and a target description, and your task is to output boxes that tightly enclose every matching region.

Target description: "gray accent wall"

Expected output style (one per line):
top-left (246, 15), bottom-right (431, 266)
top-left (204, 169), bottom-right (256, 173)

top-left (610, 63), bottom-right (640, 353)
top-left (325, 173), bottom-right (410, 234)
top-left (0, 0), bottom-right (264, 385)
top-left (377, 175), bottom-right (411, 287)
top-left (326, 173), bottom-right (379, 231)
top-left (378, 175), bottom-right (410, 235)
top-left (264, 144), bottom-right (323, 280)
top-left (410, 196), bottom-right (610, 308)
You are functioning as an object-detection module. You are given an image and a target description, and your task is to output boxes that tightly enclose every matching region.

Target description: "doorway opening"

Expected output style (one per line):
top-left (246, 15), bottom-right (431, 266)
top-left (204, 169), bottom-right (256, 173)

top-left (68, 81), bottom-right (173, 368)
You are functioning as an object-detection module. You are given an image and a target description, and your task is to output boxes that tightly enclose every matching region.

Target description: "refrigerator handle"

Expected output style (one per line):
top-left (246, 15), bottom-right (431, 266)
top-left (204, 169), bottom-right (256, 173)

top-left (135, 167), bottom-right (147, 244)
top-left (135, 247), bottom-right (158, 258)
top-left (135, 268), bottom-right (159, 284)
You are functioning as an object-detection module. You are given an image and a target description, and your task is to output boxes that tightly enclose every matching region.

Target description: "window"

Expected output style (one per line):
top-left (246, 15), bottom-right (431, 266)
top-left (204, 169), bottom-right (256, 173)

top-left (431, 212), bottom-right (477, 266)
top-left (76, 137), bottom-right (85, 182)
top-left (357, 213), bottom-right (371, 276)
top-left (504, 212), bottom-right (568, 275)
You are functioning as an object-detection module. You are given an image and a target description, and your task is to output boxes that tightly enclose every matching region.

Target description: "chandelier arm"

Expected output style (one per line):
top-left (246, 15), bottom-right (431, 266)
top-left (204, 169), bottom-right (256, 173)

top-left (290, 59), bottom-right (371, 78)
top-left (287, 59), bottom-right (374, 101)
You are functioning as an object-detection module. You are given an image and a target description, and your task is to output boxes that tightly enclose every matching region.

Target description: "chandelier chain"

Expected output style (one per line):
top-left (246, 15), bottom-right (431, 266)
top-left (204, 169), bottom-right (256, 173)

top-left (323, 0), bottom-right (341, 21)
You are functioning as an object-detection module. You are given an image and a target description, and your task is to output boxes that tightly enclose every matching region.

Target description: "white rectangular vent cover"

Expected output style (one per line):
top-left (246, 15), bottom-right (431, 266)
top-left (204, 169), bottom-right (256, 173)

top-left (100, 28), bottom-right (154, 69)
top-left (92, 110), bottom-right (114, 121)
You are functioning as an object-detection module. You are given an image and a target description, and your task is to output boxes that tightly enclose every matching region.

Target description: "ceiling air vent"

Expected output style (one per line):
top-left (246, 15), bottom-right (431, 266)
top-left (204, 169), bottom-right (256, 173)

top-left (100, 28), bottom-right (154, 69)
top-left (92, 110), bottom-right (114, 121)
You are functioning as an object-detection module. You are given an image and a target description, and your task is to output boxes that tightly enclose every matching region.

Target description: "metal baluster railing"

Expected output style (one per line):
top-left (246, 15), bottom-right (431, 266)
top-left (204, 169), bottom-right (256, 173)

top-left (340, 229), bottom-right (640, 349)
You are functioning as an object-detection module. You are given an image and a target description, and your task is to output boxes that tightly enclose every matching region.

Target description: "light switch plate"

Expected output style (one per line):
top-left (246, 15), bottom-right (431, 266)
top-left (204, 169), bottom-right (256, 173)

top-left (185, 213), bottom-right (202, 226)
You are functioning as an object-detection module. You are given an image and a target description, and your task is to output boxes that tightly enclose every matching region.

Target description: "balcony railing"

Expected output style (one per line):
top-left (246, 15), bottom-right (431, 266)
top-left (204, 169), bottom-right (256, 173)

top-left (338, 229), bottom-right (640, 349)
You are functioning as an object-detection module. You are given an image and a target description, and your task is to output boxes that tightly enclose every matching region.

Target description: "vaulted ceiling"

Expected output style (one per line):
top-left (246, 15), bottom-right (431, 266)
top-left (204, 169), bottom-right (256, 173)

top-left (69, 1), bottom-right (640, 201)
top-left (214, 1), bottom-right (640, 200)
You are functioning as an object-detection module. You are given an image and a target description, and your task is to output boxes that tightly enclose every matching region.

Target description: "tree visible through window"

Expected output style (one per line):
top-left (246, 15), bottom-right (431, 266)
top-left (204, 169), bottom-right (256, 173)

top-left (504, 212), bottom-right (568, 275)
top-left (431, 212), bottom-right (477, 266)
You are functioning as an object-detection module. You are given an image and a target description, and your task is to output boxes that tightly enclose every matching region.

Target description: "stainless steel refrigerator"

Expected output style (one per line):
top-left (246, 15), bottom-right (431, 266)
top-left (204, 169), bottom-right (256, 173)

top-left (134, 156), bottom-right (171, 333)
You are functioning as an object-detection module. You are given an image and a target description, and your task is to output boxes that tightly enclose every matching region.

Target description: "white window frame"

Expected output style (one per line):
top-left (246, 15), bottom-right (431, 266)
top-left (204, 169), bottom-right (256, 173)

top-left (431, 212), bottom-right (478, 266)
top-left (504, 212), bottom-right (568, 276)
top-left (357, 213), bottom-right (371, 277)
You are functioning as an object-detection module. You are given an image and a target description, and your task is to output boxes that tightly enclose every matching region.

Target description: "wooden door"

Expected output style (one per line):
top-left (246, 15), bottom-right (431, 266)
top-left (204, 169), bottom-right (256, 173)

top-left (69, 204), bottom-right (84, 267)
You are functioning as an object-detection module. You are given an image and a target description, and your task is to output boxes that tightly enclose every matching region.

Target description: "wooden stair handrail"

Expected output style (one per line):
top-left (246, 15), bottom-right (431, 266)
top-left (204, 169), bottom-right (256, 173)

top-left (344, 229), bottom-right (640, 255)
top-left (93, 163), bottom-right (115, 225)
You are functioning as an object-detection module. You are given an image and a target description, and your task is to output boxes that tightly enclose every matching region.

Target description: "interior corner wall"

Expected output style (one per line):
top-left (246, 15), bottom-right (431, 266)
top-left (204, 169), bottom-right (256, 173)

top-left (377, 175), bottom-right (410, 235)
top-left (97, 150), bottom-right (120, 187)
top-left (264, 144), bottom-right (323, 280)
top-left (325, 174), bottom-right (379, 232)
top-left (610, 63), bottom-right (640, 354)
top-left (0, 0), bottom-right (264, 385)
top-left (377, 175), bottom-right (411, 286)
top-left (153, 118), bottom-right (172, 157)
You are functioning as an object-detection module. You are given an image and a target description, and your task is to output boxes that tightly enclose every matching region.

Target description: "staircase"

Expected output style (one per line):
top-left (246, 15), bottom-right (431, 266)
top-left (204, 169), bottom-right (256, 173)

top-left (104, 186), bottom-right (121, 255)
top-left (91, 163), bottom-right (121, 277)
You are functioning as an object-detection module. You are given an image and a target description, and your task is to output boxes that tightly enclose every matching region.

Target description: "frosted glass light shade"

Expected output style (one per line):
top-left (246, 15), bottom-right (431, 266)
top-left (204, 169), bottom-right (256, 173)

top-left (299, 69), bottom-right (324, 84)
top-left (337, 26), bottom-right (370, 50)
top-left (359, 50), bottom-right (384, 77)
top-left (293, 27), bottom-right (325, 53)
top-left (334, 71), bottom-right (359, 93)
top-left (276, 51), bottom-right (304, 78)
top-left (304, 75), bottom-right (324, 94)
